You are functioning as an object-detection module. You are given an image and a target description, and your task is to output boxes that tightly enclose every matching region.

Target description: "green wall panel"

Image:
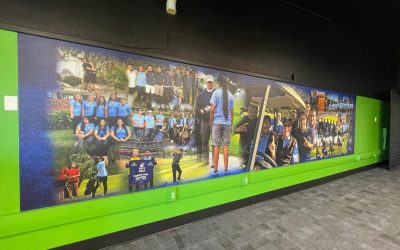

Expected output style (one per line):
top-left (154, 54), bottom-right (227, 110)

top-left (0, 29), bottom-right (19, 216)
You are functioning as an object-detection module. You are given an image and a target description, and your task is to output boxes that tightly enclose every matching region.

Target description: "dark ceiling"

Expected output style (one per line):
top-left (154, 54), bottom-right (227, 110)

top-left (279, 0), bottom-right (400, 49)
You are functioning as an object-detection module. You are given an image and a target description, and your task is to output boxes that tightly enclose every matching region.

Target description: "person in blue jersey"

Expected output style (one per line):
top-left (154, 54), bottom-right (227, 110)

top-left (75, 116), bottom-right (95, 146)
top-left (186, 112), bottom-right (195, 133)
top-left (110, 118), bottom-right (131, 142)
top-left (82, 95), bottom-right (97, 123)
top-left (131, 107), bottom-right (146, 141)
top-left (210, 76), bottom-right (234, 173)
top-left (118, 97), bottom-right (132, 126)
top-left (144, 109), bottom-right (155, 141)
top-left (107, 93), bottom-right (120, 128)
top-left (177, 113), bottom-right (186, 128)
top-left (92, 157), bottom-right (108, 198)
top-left (142, 150), bottom-right (157, 188)
top-left (155, 109), bottom-right (165, 130)
top-left (69, 94), bottom-right (83, 134)
top-left (95, 96), bottom-right (107, 124)
top-left (136, 65), bottom-right (147, 101)
top-left (94, 118), bottom-right (110, 145)
top-left (167, 113), bottom-right (177, 141)
top-left (273, 111), bottom-right (284, 135)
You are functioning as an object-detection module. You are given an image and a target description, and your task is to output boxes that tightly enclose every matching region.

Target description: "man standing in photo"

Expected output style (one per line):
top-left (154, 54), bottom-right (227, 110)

top-left (154, 66), bottom-right (164, 105)
top-left (183, 70), bottom-right (194, 104)
top-left (92, 157), bottom-right (108, 198)
top-left (136, 65), bottom-right (147, 101)
top-left (171, 147), bottom-right (183, 182)
top-left (194, 76), bottom-right (215, 164)
top-left (126, 64), bottom-right (137, 105)
top-left (146, 66), bottom-right (156, 105)
top-left (210, 76), bottom-right (234, 173)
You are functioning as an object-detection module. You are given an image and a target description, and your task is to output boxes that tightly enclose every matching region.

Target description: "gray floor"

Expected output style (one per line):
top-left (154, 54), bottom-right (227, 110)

top-left (105, 166), bottom-right (400, 250)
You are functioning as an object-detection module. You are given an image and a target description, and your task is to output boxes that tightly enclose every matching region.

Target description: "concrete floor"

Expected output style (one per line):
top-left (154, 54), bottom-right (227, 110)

top-left (104, 166), bottom-right (400, 250)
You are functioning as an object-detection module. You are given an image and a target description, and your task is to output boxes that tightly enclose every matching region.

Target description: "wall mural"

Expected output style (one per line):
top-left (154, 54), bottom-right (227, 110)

top-left (18, 33), bottom-right (355, 211)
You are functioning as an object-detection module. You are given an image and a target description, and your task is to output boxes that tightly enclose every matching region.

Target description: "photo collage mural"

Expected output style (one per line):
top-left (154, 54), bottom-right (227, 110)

top-left (18, 34), bottom-right (355, 210)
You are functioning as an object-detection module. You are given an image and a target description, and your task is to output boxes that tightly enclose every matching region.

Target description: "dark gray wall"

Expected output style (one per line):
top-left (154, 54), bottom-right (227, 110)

top-left (0, 0), bottom-right (397, 99)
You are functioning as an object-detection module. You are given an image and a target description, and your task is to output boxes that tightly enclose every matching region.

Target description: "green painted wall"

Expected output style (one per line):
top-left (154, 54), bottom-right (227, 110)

top-left (0, 30), bottom-right (389, 249)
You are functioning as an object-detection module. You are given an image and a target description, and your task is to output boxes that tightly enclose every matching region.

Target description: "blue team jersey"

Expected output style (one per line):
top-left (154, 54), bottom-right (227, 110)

top-left (155, 114), bottom-right (165, 125)
top-left (274, 121), bottom-right (283, 134)
top-left (136, 72), bottom-right (147, 87)
top-left (95, 125), bottom-right (109, 137)
top-left (107, 101), bottom-right (120, 117)
top-left (187, 117), bottom-right (195, 129)
top-left (210, 88), bottom-right (234, 125)
top-left (132, 114), bottom-right (145, 127)
top-left (168, 117), bottom-right (176, 128)
top-left (96, 104), bottom-right (106, 118)
top-left (83, 101), bottom-right (96, 116)
top-left (112, 126), bottom-right (130, 139)
top-left (118, 104), bottom-right (132, 117)
top-left (77, 123), bottom-right (95, 134)
top-left (97, 161), bottom-right (108, 177)
top-left (145, 115), bottom-right (155, 128)
top-left (178, 117), bottom-right (186, 126)
top-left (69, 100), bottom-right (82, 117)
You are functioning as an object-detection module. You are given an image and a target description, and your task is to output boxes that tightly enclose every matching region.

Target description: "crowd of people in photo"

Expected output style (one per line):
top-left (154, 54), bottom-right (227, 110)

top-left (125, 64), bottom-right (201, 106)
top-left (235, 95), bottom-right (354, 170)
top-left (69, 92), bottom-right (199, 152)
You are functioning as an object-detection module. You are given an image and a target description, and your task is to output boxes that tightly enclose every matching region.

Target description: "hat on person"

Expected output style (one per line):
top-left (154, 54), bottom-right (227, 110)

top-left (206, 75), bottom-right (214, 82)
